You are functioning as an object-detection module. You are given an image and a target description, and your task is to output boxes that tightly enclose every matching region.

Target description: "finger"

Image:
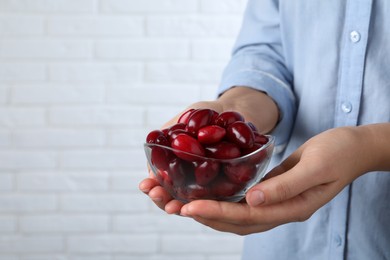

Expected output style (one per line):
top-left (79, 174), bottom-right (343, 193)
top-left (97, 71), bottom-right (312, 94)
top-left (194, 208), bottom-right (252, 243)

top-left (180, 200), bottom-right (254, 225)
top-left (148, 185), bottom-right (174, 211)
top-left (247, 151), bottom-right (326, 206)
top-left (191, 215), bottom-right (277, 235)
top-left (165, 199), bottom-right (185, 215)
top-left (139, 178), bottom-right (159, 194)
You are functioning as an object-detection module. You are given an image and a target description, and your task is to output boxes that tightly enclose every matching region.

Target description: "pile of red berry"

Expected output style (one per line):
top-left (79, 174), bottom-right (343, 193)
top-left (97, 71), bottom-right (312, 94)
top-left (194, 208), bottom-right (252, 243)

top-left (145, 108), bottom-right (272, 202)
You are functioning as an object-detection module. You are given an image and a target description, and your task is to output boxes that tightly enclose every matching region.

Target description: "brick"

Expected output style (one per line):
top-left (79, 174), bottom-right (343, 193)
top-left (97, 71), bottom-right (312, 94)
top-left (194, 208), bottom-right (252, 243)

top-left (113, 214), bottom-right (202, 233)
top-left (0, 194), bottom-right (57, 212)
top-left (161, 234), bottom-right (243, 253)
top-left (48, 62), bottom-right (143, 82)
top-left (146, 106), bottom-right (184, 128)
top-left (0, 256), bottom-right (18, 260)
top-left (95, 39), bottom-right (189, 60)
top-left (48, 16), bottom-right (144, 36)
top-left (106, 84), bottom-right (200, 105)
top-left (0, 235), bottom-right (63, 253)
top-left (147, 15), bottom-right (242, 37)
top-left (145, 61), bottom-right (225, 83)
top-left (20, 255), bottom-right (67, 260)
top-left (0, 130), bottom-right (11, 147)
top-left (0, 15), bottom-right (44, 36)
top-left (0, 107), bottom-right (46, 127)
top-left (61, 149), bottom-right (146, 169)
top-left (0, 151), bottom-right (57, 169)
top-left (0, 86), bottom-right (8, 103)
top-left (0, 173), bottom-right (13, 191)
top-left (68, 235), bottom-right (158, 253)
top-left (110, 170), bottom-right (146, 192)
top-left (0, 0), bottom-right (95, 13)
top-left (200, 0), bottom-right (247, 13)
top-left (0, 216), bottom-right (16, 232)
top-left (100, 0), bottom-right (198, 13)
top-left (0, 39), bottom-right (93, 59)
top-left (200, 84), bottom-right (220, 100)
top-left (11, 83), bottom-right (105, 104)
top-left (17, 171), bottom-right (109, 191)
top-left (108, 128), bottom-right (148, 147)
top-left (20, 214), bottom-right (110, 232)
top-left (12, 129), bottom-right (106, 148)
top-left (209, 255), bottom-right (243, 260)
top-left (49, 106), bottom-right (143, 127)
top-left (60, 193), bottom-right (148, 212)
top-left (114, 256), bottom-right (205, 260)
top-left (192, 39), bottom-right (234, 61)
top-left (0, 63), bottom-right (46, 81)
top-left (70, 256), bottom-right (111, 260)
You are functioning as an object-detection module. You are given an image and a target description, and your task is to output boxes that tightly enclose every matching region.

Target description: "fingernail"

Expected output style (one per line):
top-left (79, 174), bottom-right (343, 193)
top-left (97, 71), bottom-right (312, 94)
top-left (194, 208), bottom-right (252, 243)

top-left (180, 205), bottom-right (190, 217)
top-left (249, 190), bottom-right (265, 206)
top-left (151, 197), bottom-right (162, 202)
top-left (138, 183), bottom-right (150, 193)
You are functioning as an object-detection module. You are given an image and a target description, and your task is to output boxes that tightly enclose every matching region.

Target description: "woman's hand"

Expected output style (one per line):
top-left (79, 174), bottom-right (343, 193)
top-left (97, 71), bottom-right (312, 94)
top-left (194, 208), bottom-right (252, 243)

top-left (139, 86), bottom-right (279, 214)
top-left (178, 126), bottom-right (377, 235)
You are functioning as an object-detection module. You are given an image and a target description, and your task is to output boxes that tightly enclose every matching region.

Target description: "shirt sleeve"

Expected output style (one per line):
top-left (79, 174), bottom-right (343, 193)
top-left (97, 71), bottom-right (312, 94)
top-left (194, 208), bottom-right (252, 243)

top-left (218, 0), bottom-right (296, 153)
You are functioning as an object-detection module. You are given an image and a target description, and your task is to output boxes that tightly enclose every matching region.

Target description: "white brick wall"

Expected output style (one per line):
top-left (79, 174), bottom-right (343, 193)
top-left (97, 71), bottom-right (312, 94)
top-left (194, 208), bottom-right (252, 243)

top-left (0, 0), bottom-right (247, 259)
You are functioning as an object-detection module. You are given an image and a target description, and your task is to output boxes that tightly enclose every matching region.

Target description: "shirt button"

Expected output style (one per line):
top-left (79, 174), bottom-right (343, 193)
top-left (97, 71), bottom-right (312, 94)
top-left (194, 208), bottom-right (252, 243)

top-left (334, 234), bottom-right (342, 247)
top-left (350, 31), bottom-right (361, 43)
top-left (341, 102), bottom-right (352, 113)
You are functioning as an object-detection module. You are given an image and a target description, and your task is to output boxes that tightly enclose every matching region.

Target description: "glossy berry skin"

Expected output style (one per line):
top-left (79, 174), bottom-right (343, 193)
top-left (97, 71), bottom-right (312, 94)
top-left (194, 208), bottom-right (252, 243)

top-left (177, 109), bottom-right (196, 124)
top-left (215, 111), bottom-right (244, 128)
top-left (186, 109), bottom-right (213, 135)
top-left (242, 143), bottom-right (267, 164)
top-left (205, 141), bottom-right (241, 159)
top-left (254, 132), bottom-right (269, 145)
top-left (226, 121), bottom-right (255, 149)
top-left (167, 157), bottom-right (187, 185)
top-left (146, 130), bottom-right (170, 146)
top-left (194, 160), bottom-right (220, 185)
top-left (211, 176), bottom-right (242, 198)
top-left (171, 133), bottom-right (206, 161)
top-left (150, 146), bottom-right (172, 170)
top-left (224, 163), bottom-right (257, 184)
top-left (197, 125), bottom-right (226, 144)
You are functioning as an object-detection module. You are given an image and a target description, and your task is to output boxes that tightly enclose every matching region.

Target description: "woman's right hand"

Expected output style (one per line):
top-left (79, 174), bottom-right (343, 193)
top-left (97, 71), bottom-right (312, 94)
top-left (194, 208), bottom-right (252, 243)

top-left (139, 86), bottom-right (280, 214)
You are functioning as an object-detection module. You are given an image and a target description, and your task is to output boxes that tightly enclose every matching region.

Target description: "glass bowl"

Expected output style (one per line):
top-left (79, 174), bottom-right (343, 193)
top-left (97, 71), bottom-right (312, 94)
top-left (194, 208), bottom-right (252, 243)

top-left (144, 135), bottom-right (275, 203)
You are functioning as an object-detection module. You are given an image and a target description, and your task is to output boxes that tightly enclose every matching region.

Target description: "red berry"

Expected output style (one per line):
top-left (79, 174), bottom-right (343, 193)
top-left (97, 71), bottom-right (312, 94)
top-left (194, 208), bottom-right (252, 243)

top-left (150, 146), bottom-right (173, 170)
top-left (224, 162), bottom-right (257, 184)
top-left (215, 111), bottom-right (244, 128)
top-left (168, 158), bottom-right (187, 185)
top-left (146, 130), bottom-right (170, 146)
top-left (242, 143), bottom-right (267, 164)
top-left (254, 132), bottom-right (269, 145)
top-left (177, 109), bottom-right (196, 124)
top-left (211, 176), bottom-right (242, 198)
top-left (194, 160), bottom-right (220, 186)
top-left (197, 125), bottom-right (226, 144)
top-left (205, 141), bottom-right (241, 159)
top-left (186, 109), bottom-right (213, 135)
top-left (226, 121), bottom-right (255, 149)
top-left (171, 133), bottom-right (206, 161)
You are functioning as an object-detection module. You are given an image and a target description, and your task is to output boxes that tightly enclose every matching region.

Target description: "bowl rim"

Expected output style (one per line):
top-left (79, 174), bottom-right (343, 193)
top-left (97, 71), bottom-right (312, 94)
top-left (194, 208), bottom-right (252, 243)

top-left (144, 135), bottom-right (275, 163)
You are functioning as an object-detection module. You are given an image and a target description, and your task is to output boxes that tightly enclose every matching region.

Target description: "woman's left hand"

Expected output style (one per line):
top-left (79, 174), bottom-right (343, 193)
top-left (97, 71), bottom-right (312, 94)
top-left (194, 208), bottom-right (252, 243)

top-left (179, 127), bottom-right (374, 235)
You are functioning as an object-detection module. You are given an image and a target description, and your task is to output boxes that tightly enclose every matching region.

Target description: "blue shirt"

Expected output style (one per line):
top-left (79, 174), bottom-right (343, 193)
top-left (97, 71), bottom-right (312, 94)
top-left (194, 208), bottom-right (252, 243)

top-left (218, 0), bottom-right (390, 259)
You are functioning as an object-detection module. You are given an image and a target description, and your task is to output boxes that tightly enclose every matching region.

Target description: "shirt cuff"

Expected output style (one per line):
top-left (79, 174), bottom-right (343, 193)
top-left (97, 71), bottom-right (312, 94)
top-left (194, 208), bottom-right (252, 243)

top-left (218, 69), bottom-right (296, 154)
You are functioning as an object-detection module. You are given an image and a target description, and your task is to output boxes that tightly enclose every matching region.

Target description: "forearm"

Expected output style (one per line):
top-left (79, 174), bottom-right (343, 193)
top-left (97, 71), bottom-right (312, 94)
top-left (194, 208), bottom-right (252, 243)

top-left (217, 86), bottom-right (279, 134)
top-left (359, 123), bottom-right (390, 172)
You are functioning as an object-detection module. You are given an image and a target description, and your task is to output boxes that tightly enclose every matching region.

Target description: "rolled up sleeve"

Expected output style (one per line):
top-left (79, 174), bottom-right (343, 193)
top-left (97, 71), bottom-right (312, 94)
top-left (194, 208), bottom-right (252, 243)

top-left (218, 0), bottom-right (296, 153)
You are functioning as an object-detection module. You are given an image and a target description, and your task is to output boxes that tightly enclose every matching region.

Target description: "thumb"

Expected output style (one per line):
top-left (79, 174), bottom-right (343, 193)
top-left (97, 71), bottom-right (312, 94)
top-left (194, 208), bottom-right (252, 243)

top-left (246, 149), bottom-right (317, 207)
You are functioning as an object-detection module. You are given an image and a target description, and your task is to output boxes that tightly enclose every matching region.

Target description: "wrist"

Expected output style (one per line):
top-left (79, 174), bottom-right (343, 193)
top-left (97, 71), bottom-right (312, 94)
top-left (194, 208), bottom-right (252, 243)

top-left (218, 86), bottom-right (279, 133)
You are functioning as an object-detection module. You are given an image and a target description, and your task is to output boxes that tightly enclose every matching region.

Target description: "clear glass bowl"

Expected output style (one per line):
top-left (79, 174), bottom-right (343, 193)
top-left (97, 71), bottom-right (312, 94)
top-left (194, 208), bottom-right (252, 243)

top-left (144, 135), bottom-right (275, 203)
